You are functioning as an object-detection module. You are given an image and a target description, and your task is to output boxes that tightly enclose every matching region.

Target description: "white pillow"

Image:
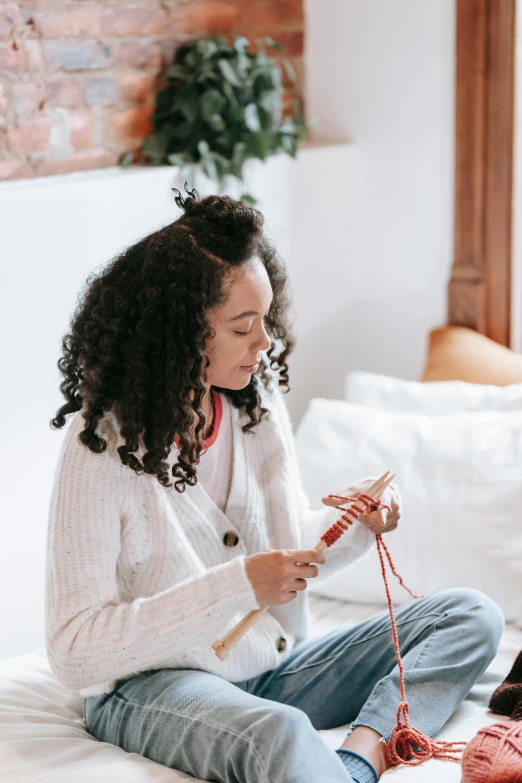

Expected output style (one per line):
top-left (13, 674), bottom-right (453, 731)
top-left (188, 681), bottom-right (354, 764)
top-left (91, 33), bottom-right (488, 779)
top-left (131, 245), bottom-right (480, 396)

top-left (295, 398), bottom-right (522, 627)
top-left (344, 370), bottom-right (522, 414)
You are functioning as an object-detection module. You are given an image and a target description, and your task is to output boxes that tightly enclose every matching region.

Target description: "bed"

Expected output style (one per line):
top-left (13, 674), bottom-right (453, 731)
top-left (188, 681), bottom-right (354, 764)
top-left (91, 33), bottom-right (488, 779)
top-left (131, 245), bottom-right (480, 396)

top-left (4, 328), bottom-right (522, 782)
top-left (1, 593), bottom-right (520, 782)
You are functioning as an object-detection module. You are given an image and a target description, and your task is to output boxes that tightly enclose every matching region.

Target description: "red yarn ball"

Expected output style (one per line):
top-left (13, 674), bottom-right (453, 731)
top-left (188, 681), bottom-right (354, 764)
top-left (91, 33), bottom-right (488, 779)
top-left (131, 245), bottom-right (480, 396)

top-left (461, 721), bottom-right (522, 783)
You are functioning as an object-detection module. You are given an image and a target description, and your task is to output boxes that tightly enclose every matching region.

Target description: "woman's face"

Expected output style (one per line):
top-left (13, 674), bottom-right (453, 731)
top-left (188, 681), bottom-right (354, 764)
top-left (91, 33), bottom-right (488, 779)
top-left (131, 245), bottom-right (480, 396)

top-left (204, 259), bottom-right (273, 390)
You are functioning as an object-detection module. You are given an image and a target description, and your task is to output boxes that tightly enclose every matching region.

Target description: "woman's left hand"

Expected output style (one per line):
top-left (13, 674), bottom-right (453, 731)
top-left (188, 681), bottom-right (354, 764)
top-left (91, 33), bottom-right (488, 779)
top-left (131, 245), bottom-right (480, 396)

top-left (321, 480), bottom-right (401, 535)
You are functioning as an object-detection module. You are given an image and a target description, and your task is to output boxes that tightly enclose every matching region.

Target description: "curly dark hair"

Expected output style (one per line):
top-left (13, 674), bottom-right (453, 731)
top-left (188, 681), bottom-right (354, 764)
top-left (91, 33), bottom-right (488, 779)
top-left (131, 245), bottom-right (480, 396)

top-left (50, 185), bottom-right (296, 493)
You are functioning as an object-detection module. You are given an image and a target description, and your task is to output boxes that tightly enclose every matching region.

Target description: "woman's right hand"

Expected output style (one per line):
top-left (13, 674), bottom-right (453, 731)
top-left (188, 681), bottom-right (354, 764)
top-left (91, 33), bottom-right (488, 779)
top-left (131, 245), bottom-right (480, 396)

top-left (245, 548), bottom-right (326, 607)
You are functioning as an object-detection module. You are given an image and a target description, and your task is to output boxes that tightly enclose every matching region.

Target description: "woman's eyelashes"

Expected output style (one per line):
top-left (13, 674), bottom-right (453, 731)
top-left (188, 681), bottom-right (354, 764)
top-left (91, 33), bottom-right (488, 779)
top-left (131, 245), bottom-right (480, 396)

top-left (234, 315), bottom-right (269, 336)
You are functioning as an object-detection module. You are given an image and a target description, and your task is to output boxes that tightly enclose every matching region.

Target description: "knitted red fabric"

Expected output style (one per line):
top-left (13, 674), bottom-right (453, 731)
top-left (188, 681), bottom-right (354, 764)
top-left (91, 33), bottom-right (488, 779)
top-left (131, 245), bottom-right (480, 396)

top-left (322, 492), bottom-right (467, 767)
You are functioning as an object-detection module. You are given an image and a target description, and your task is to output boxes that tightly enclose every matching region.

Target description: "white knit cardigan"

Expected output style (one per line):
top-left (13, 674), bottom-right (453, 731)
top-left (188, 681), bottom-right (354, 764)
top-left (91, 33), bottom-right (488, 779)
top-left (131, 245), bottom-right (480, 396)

top-left (45, 378), bottom-right (377, 698)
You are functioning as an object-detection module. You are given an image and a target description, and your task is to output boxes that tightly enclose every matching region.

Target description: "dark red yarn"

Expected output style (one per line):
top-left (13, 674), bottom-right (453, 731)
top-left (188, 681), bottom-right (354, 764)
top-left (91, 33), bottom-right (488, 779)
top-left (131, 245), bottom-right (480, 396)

top-left (322, 492), bottom-right (467, 767)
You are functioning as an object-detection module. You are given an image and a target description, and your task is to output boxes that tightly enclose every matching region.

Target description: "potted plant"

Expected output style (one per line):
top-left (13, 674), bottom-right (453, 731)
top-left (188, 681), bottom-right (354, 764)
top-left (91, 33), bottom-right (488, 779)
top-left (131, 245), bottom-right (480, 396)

top-left (122, 35), bottom-right (308, 203)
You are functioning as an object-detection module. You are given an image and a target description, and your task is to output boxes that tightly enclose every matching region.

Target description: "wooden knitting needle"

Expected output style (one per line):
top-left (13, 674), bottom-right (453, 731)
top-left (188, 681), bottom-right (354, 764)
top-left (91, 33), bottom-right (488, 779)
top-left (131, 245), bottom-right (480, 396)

top-left (211, 473), bottom-right (395, 659)
top-left (212, 473), bottom-right (395, 652)
top-left (211, 471), bottom-right (394, 660)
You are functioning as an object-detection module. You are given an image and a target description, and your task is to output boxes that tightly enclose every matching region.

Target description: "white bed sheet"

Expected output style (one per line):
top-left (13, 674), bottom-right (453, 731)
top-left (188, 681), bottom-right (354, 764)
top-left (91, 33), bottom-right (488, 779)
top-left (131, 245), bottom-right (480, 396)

top-left (1, 594), bottom-right (520, 783)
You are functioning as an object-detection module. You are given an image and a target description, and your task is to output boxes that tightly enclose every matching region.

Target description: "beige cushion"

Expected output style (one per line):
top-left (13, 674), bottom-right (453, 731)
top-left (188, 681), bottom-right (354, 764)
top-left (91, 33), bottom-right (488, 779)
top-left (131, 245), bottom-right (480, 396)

top-left (422, 326), bottom-right (522, 385)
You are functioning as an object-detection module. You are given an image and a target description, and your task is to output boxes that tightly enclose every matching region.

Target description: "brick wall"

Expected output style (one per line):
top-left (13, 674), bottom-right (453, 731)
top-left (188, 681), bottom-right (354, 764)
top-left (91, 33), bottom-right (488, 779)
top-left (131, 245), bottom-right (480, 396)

top-left (0, 1), bottom-right (304, 181)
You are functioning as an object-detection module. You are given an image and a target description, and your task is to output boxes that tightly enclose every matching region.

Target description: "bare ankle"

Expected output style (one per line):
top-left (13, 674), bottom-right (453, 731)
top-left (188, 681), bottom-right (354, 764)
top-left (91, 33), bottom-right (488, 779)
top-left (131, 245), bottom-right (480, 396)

top-left (339, 726), bottom-right (390, 778)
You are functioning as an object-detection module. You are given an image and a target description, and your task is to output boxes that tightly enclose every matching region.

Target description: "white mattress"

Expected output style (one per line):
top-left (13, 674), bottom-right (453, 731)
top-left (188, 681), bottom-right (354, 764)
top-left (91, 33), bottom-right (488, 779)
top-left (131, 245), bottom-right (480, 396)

top-left (1, 595), bottom-right (520, 783)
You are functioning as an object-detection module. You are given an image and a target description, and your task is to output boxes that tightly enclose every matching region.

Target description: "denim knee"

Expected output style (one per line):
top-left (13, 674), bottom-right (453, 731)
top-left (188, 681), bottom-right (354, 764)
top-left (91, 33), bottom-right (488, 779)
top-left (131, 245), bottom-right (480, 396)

top-left (249, 701), bottom-right (313, 744)
top-left (435, 587), bottom-right (505, 661)
top-left (244, 703), bottom-right (318, 780)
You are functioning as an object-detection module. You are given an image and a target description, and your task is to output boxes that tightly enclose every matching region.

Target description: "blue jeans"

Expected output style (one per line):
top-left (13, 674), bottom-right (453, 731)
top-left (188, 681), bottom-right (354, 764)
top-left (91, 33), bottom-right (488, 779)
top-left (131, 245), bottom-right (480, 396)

top-left (84, 588), bottom-right (504, 783)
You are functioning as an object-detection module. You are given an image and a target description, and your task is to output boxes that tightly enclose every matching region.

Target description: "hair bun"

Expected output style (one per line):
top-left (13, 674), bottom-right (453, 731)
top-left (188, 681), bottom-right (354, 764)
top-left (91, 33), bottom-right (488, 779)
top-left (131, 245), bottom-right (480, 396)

top-left (172, 182), bottom-right (200, 212)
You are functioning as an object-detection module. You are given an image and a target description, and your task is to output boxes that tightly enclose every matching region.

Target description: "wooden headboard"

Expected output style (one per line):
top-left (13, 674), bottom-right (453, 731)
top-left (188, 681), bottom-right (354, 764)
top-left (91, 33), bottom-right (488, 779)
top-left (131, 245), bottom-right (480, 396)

top-left (448, 0), bottom-right (515, 347)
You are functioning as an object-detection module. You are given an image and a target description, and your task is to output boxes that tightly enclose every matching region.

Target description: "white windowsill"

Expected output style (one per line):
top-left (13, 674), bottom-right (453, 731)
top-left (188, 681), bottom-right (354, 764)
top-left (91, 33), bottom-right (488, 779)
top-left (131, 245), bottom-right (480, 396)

top-left (0, 137), bottom-right (352, 192)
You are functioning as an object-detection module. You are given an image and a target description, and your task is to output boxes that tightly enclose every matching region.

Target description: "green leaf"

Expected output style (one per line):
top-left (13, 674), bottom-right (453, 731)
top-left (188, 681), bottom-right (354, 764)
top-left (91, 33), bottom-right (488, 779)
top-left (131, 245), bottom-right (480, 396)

top-left (152, 87), bottom-right (179, 125)
top-left (239, 192), bottom-right (257, 204)
top-left (208, 113), bottom-right (226, 132)
top-left (244, 103), bottom-right (261, 132)
top-left (245, 131), bottom-right (267, 160)
top-left (256, 86), bottom-right (272, 108)
top-left (234, 36), bottom-right (250, 52)
top-left (173, 84), bottom-right (200, 123)
top-left (215, 35), bottom-right (230, 51)
top-left (283, 58), bottom-right (296, 83)
top-left (197, 140), bottom-right (211, 158)
top-left (141, 133), bottom-right (169, 165)
top-left (167, 153), bottom-right (190, 166)
top-left (236, 51), bottom-right (251, 79)
top-left (201, 156), bottom-right (218, 180)
top-left (200, 89), bottom-right (226, 120)
top-left (212, 155), bottom-right (228, 180)
top-left (279, 117), bottom-right (297, 134)
top-left (259, 90), bottom-right (280, 118)
top-left (256, 49), bottom-right (269, 66)
top-left (251, 67), bottom-right (279, 97)
top-left (213, 129), bottom-right (233, 154)
top-left (184, 48), bottom-right (199, 70)
top-left (218, 58), bottom-right (241, 87)
top-left (263, 37), bottom-right (284, 52)
top-left (228, 141), bottom-right (246, 179)
top-left (270, 65), bottom-right (282, 89)
top-left (221, 79), bottom-right (241, 113)
top-left (166, 65), bottom-right (188, 81)
top-left (194, 64), bottom-right (217, 85)
top-left (256, 104), bottom-right (272, 134)
top-left (198, 39), bottom-right (218, 59)
top-left (232, 141), bottom-right (246, 164)
top-left (229, 162), bottom-right (244, 179)
top-left (280, 134), bottom-right (297, 156)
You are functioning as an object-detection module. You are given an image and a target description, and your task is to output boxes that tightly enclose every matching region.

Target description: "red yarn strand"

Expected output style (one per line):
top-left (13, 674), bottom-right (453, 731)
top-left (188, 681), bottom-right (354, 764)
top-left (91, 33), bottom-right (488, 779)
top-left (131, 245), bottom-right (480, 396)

top-left (377, 535), bottom-right (427, 600)
top-left (375, 533), bottom-right (467, 765)
top-left (322, 491), bottom-right (467, 768)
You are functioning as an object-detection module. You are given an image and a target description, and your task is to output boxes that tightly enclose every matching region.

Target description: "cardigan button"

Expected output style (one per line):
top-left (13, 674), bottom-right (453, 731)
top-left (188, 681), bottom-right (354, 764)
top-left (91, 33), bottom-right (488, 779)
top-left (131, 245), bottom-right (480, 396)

top-left (276, 637), bottom-right (287, 652)
top-left (223, 532), bottom-right (239, 547)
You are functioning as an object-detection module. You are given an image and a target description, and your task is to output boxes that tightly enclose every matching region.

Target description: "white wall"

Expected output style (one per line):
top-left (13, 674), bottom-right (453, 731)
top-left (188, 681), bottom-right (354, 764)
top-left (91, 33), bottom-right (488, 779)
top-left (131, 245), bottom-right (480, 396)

top-left (305, 0), bottom-right (455, 381)
top-left (1, 167), bottom-right (188, 660)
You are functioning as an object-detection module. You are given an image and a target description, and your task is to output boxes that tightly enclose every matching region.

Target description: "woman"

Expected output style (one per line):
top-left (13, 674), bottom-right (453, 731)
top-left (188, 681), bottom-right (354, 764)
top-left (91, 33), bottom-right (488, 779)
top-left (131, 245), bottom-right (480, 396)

top-left (46, 187), bottom-right (504, 783)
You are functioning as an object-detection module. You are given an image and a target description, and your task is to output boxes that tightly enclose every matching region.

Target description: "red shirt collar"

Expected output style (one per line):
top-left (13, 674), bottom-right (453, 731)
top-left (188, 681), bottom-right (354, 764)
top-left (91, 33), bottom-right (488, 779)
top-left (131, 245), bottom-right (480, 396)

top-left (173, 389), bottom-right (222, 450)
